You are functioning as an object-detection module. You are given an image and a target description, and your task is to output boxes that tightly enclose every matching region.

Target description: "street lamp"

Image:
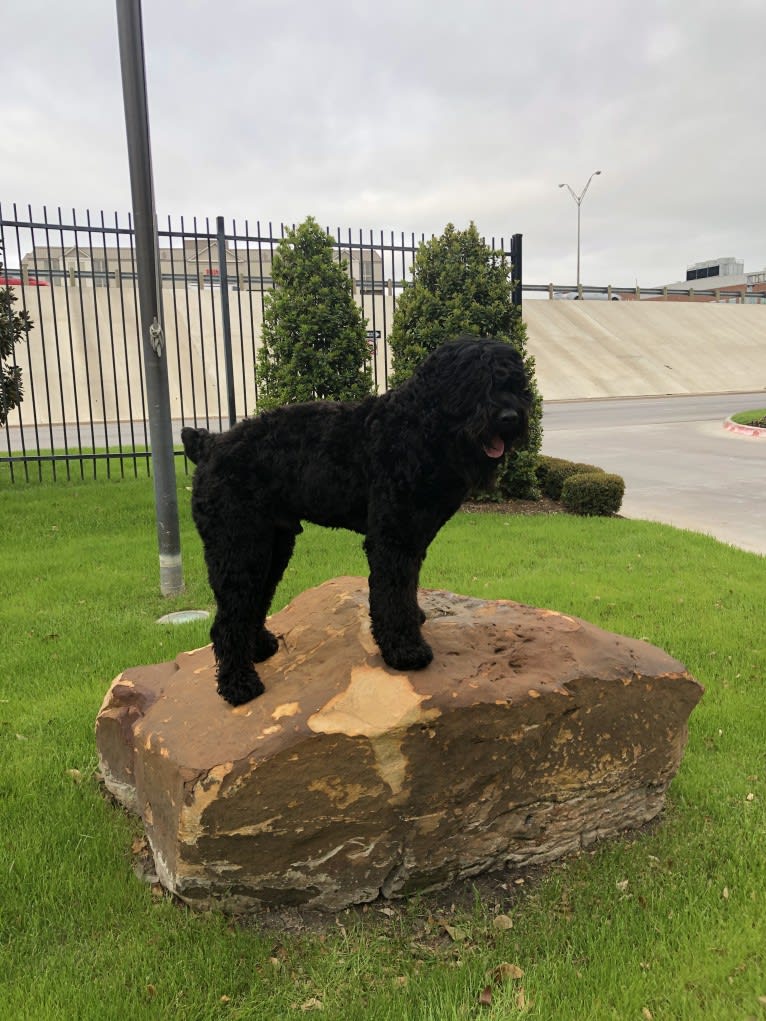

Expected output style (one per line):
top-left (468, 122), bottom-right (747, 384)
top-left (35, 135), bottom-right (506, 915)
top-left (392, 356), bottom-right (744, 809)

top-left (558, 170), bottom-right (602, 289)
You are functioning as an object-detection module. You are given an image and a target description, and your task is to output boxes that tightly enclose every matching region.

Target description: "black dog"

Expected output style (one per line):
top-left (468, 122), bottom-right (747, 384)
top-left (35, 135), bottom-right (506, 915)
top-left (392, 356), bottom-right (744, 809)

top-left (182, 335), bottom-right (530, 706)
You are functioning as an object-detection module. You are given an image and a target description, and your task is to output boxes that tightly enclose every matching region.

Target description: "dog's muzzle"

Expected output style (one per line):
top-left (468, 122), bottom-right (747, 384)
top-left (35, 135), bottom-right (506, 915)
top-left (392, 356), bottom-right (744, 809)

top-left (482, 408), bottom-right (525, 459)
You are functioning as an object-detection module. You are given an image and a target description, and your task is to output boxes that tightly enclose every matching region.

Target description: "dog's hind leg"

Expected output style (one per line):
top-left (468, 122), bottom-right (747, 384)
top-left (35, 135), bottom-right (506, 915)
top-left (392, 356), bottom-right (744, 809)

top-left (249, 527), bottom-right (298, 662)
top-left (204, 529), bottom-right (278, 706)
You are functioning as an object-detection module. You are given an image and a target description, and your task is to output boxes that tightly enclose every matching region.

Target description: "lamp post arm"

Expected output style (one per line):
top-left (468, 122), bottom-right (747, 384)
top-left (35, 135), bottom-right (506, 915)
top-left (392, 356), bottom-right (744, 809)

top-left (559, 183), bottom-right (579, 204)
top-left (580, 169), bottom-right (602, 201)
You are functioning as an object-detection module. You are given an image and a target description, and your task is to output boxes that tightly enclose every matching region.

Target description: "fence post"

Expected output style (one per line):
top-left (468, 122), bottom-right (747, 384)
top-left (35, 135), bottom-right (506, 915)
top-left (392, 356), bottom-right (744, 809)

top-left (511, 233), bottom-right (523, 309)
top-left (216, 216), bottom-right (236, 427)
top-left (116, 0), bottom-right (183, 597)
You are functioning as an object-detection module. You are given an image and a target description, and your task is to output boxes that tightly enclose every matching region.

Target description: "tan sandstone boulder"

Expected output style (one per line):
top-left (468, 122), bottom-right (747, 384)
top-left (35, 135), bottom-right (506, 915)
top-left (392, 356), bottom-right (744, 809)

top-left (96, 576), bottom-right (702, 912)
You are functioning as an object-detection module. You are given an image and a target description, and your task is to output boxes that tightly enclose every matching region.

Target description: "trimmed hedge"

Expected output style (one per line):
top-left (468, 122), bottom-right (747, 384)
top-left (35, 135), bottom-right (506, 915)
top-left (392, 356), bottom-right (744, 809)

top-left (560, 471), bottom-right (625, 516)
top-left (537, 455), bottom-right (605, 501)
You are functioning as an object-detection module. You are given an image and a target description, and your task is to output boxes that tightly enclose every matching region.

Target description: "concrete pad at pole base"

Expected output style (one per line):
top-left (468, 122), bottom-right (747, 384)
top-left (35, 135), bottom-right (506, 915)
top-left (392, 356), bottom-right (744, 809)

top-left (156, 610), bottom-right (210, 625)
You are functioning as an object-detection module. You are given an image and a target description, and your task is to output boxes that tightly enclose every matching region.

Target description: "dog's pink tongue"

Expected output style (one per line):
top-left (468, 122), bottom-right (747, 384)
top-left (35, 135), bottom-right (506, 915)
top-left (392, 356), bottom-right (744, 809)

top-left (483, 435), bottom-right (505, 458)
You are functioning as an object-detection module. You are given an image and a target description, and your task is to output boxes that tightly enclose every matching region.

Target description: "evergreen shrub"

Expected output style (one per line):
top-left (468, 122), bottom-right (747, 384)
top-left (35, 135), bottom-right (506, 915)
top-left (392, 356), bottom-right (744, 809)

top-left (542, 457), bottom-right (604, 501)
top-left (560, 471), bottom-right (625, 516)
top-left (255, 216), bottom-right (373, 410)
top-left (388, 222), bottom-right (542, 499)
top-left (0, 242), bottom-right (32, 426)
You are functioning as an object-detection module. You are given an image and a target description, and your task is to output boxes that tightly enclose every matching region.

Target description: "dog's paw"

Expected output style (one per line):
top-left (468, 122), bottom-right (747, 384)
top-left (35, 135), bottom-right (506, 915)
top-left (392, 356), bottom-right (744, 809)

top-left (217, 668), bottom-right (265, 706)
top-left (252, 628), bottom-right (279, 662)
top-left (382, 639), bottom-right (434, 672)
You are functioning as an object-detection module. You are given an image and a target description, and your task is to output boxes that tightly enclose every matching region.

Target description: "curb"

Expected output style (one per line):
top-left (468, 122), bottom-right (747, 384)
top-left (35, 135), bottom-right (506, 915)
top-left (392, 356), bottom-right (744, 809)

top-left (724, 418), bottom-right (766, 437)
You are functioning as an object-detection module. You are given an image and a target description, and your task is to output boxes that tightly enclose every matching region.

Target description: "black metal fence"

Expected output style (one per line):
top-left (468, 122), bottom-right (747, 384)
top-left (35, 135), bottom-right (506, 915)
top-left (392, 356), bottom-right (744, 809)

top-left (0, 204), bottom-right (521, 482)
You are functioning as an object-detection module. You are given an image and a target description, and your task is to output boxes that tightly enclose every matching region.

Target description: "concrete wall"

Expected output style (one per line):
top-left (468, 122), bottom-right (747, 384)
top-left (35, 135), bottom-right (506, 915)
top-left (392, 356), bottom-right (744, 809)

top-left (523, 301), bottom-right (766, 400)
top-left (10, 284), bottom-right (394, 427)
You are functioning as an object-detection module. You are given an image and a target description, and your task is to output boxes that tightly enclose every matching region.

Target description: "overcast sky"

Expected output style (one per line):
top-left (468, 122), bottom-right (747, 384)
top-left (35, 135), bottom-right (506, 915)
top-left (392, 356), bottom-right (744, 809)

top-left (3, 0), bottom-right (764, 287)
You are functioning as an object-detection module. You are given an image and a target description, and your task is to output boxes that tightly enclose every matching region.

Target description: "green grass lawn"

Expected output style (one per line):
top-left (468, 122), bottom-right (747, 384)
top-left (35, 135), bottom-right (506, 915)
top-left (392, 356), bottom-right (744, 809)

top-left (2, 473), bottom-right (765, 1020)
top-left (731, 409), bottom-right (766, 427)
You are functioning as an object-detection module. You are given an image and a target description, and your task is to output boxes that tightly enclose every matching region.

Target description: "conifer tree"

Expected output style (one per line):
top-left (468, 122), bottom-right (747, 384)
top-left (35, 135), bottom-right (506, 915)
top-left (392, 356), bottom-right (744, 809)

top-left (389, 222), bottom-right (542, 498)
top-left (256, 217), bottom-right (373, 409)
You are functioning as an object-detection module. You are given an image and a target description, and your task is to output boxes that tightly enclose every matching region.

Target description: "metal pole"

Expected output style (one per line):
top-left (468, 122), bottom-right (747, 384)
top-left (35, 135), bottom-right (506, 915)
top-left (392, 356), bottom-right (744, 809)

top-left (216, 215), bottom-right (236, 427)
top-left (511, 233), bottom-right (523, 310)
top-left (116, 0), bottom-right (183, 596)
top-left (559, 171), bottom-right (601, 291)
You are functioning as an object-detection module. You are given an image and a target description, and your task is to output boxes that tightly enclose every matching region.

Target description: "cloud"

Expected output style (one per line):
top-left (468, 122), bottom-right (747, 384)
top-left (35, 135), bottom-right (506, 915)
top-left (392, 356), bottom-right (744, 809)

top-left (2, 0), bottom-right (764, 286)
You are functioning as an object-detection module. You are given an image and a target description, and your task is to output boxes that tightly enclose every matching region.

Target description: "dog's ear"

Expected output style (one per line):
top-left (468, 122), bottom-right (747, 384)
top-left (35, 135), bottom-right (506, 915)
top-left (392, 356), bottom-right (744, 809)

top-left (436, 341), bottom-right (496, 417)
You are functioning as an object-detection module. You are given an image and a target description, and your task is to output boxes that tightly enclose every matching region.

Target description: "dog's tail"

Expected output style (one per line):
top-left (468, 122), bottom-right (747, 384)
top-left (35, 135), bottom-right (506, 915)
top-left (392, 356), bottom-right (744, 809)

top-left (181, 426), bottom-right (215, 465)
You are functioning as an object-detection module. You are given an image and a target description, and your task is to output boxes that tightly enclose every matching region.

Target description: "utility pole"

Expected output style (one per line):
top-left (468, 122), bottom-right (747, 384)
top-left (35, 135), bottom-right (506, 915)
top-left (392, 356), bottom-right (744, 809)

top-left (116, 0), bottom-right (183, 596)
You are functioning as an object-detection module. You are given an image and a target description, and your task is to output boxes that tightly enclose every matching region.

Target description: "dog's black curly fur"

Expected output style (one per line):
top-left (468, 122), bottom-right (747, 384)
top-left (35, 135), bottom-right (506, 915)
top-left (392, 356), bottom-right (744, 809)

top-left (182, 334), bottom-right (531, 706)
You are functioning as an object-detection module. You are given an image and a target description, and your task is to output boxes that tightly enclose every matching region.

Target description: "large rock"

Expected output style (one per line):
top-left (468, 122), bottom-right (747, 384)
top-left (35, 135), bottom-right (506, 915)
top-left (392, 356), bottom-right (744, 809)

top-left (96, 577), bottom-right (702, 912)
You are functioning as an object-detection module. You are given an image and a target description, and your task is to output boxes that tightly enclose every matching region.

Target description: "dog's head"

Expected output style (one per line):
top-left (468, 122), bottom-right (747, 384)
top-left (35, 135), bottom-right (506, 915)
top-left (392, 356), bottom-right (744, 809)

top-left (411, 334), bottom-right (532, 480)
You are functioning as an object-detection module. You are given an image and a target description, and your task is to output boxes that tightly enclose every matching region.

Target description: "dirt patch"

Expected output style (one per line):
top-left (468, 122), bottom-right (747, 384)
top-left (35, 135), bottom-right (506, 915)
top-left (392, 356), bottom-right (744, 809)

top-left (462, 496), bottom-right (564, 517)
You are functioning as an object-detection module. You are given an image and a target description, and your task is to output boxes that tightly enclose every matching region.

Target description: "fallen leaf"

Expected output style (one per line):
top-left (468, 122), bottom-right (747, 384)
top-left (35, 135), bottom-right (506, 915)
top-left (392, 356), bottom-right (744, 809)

top-left (67, 768), bottom-right (83, 784)
top-left (516, 986), bottom-right (529, 1009)
top-left (493, 913), bottom-right (513, 931)
top-left (722, 887), bottom-right (730, 900)
top-left (300, 997), bottom-right (323, 1011)
top-left (746, 793), bottom-right (755, 802)
top-left (131, 836), bottom-right (148, 855)
top-left (478, 986), bottom-right (493, 1007)
top-left (616, 879), bottom-right (629, 893)
top-left (444, 924), bottom-right (468, 942)
top-left (15, 733), bottom-right (28, 742)
top-left (642, 1008), bottom-right (653, 1020)
top-left (492, 962), bottom-right (524, 982)
top-left (220, 995), bottom-right (230, 1003)
top-left (758, 995), bottom-right (766, 1006)
top-left (146, 984), bottom-right (157, 998)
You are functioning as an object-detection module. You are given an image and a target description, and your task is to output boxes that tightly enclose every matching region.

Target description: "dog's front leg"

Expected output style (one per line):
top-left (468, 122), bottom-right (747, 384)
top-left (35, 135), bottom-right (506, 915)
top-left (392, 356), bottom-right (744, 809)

top-left (364, 534), bottom-right (433, 671)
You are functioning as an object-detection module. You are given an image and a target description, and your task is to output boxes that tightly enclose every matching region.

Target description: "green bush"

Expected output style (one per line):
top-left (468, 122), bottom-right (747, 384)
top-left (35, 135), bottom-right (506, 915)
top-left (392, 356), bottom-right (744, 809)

top-left (388, 222), bottom-right (543, 500)
top-left (535, 455), bottom-right (568, 494)
top-left (1, 241), bottom-right (33, 426)
top-left (560, 470), bottom-right (625, 516)
top-left (255, 216), bottom-right (373, 410)
top-left (542, 457), bottom-right (604, 501)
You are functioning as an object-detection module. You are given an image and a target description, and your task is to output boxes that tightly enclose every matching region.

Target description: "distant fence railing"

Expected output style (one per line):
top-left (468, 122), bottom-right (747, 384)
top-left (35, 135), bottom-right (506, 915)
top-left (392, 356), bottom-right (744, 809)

top-left (527, 283), bottom-right (766, 303)
top-left (0, 205), bottom-right (521, 481)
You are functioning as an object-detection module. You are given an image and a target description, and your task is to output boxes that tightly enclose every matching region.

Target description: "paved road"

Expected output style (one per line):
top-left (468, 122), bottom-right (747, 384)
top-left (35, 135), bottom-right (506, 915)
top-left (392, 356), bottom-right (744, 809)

top-left (542, 392), bottom-right (766, 556)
